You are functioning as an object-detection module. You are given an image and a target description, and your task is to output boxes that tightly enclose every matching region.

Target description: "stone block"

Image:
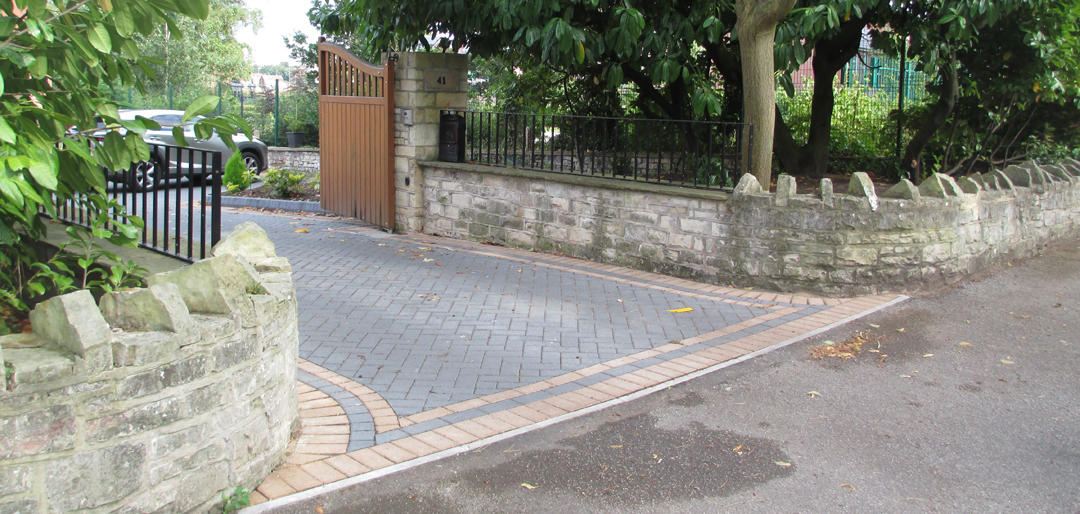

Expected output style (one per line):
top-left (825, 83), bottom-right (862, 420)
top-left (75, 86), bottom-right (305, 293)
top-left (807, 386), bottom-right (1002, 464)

top-left (774, 175), bottom-right (796, 206)
top-left (819, 178), bottom-right (834, 207)
top-left (100, 283), bottom-right (198, 342)
top-left (86, 396), bottom-right (184, 443)
top-left (29, 290), bottom-right (112, 376)
top-left (210, 222), bottom-right (278, 261)
top-left (1043, 164), bottom-right (1075, 184)
top-left (45, 443), bottom-right (145, 511)
top-left (0, 405), bottom-right (75, 459)
top-left (1003, 165), bottom-right (1032, 187)
top-left (847, 172), bottom-right (879, 211)
top-left (5, 347), bottom-right (77, 387)
top-left (148, 254), bottom-right (265, 327)
top-left (957, 176), bottom-right (982, 194)
top-left (919, 173), bottom-right (962, 198)
top-left (0, 464), bottom-right (31, 496)
top-left (988, 170), bottom-right (1016, 195)
top-left (252, 257), bottom-right (292, 273)
top-left (883, 179), bottom-right (921, 201)
top-left (111, 331), bottom-right (178, 368)
top-left (732, 173), bottom-right (762, 196)
top-left (0, 500), bottom-right (37, 514)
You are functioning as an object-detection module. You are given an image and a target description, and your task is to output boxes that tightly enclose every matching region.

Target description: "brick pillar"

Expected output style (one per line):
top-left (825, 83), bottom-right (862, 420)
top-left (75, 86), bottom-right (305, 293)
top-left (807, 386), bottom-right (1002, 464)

top-left (389, 52), bottom-right (469, 233)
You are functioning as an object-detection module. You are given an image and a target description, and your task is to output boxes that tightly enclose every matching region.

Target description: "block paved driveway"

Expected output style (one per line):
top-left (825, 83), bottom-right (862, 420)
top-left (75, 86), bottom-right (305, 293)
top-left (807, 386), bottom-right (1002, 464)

top-left (219, 208), bottom-right (904, 507)
top-left (224, 210), bottom-right (781, 415)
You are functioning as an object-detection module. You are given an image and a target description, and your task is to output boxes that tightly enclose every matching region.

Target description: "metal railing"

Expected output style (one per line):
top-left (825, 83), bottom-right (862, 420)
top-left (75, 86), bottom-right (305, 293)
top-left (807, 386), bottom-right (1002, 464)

top-left (458, 110), bottom-right (752, 190)
top-left (53, 142), bottom-right (223, 263)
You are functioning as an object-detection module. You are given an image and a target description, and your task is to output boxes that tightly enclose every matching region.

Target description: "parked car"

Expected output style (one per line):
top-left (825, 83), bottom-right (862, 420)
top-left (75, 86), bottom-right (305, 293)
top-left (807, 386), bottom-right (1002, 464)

top-left (104, 109), bottom-right (269, 191)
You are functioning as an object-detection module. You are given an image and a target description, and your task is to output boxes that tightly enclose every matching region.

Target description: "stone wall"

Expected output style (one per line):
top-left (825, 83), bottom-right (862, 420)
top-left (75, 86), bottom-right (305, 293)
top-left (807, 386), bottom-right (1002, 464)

top-left (417, 159), bottom-right (1080, 296)
top-left (0, 222), bottom-right (299, 513)
top-left (268, 147), bottom-right (320, 178)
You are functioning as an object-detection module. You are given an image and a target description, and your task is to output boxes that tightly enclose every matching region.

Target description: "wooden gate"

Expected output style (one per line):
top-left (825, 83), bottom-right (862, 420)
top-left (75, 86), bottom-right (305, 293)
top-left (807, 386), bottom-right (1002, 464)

top-left (318, 40), bottom-right (395, 229)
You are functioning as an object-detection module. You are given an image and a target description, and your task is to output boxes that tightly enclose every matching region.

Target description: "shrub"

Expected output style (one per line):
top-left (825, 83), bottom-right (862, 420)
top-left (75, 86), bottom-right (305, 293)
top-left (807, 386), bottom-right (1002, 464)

top-left (263, 169), bottom-right (307, 198)
top-left (223, 152), bottom-right (252, 194)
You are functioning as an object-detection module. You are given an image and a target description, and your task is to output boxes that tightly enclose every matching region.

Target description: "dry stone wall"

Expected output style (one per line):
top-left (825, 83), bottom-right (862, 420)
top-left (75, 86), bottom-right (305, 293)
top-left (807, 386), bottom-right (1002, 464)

top-left (0, 222), bottom-right (299, 514)
top-left (267, 148), bottom-right (320, 178)
top-left (417, 159), bottom-right (1080, 296)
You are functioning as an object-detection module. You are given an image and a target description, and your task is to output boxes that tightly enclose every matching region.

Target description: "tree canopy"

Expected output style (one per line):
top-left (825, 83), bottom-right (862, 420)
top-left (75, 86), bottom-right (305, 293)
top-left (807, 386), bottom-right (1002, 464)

top-left (313, 0), bottom-right (1078, 182)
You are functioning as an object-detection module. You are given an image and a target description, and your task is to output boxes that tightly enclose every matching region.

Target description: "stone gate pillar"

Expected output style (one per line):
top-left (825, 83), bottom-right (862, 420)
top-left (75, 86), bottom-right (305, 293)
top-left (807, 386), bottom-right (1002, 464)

top-left (389, 52), bottom-right (469, 233)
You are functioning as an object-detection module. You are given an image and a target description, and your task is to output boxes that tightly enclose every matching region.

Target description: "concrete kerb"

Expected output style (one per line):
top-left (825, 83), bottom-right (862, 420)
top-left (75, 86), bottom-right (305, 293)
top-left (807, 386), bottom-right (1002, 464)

top-left (240, 293), bottom-right (908, 514)
top-left (216, 195), bottom-right (333, 214)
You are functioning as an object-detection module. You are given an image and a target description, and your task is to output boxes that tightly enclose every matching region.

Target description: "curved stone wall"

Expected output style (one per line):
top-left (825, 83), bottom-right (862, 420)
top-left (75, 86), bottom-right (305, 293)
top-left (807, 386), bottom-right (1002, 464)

top-left (416, 159), bottom-right (1080, 296)
top-left (0, 222), bottom-right (298, 513)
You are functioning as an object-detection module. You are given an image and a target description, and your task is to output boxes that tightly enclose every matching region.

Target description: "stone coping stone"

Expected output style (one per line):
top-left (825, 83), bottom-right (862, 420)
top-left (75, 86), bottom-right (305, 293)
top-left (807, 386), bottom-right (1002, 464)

top-left (267, 147), bottom-right (319, 153)
top-left (215, 194), bottom-right (331, 214)
top-left (418, 160), bottom-right (733, 203)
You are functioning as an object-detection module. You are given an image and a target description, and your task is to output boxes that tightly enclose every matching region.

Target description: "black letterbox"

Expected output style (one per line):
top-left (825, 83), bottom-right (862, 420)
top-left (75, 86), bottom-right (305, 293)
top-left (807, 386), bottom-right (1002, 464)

top-left (439, 111), bottom-right (466, 163)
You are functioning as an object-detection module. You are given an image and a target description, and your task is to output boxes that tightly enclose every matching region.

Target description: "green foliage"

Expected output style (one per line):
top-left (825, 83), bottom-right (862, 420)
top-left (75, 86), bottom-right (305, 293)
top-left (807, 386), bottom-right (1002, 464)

top-left (0, 0), bottom-right (249, 324)
top-left (262, 169), bottom-right (306, 199)
top-left (222, 151), bottom-right (252, 192)
top-left (221, 487), bottom-right (250, 514)
top-left (135, 0), bottom-right (261, 93)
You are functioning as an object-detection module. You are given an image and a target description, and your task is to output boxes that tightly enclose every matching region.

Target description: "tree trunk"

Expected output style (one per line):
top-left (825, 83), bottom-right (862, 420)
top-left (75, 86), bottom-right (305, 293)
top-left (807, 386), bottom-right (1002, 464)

top-left (736, 0), bottom-right (796, 189)
top-left (901, 52), bottom-right (959, 180)
top-left (773, 16), bottom-right (867, 178)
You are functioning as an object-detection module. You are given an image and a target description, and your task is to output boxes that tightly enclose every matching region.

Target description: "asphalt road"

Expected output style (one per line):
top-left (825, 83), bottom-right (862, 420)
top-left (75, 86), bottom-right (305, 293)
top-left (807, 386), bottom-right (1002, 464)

top-left (266, 244), bottom-right (1080, 514)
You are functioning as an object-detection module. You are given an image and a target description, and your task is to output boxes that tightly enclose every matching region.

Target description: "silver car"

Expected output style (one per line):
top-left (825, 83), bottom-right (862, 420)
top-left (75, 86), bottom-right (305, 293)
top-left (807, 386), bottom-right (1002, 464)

top-left (106, 109), bottom-right (269, 191)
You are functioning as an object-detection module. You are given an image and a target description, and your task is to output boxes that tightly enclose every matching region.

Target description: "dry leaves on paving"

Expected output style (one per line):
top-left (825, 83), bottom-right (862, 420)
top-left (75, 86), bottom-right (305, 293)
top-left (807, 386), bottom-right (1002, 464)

top-left (809, 330), bottom-right (884, 360)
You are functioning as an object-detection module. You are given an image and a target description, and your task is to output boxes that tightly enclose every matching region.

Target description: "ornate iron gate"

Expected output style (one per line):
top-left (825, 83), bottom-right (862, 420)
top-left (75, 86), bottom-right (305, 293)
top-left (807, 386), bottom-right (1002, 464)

top-left (318, 39), bottom-right (395, 229)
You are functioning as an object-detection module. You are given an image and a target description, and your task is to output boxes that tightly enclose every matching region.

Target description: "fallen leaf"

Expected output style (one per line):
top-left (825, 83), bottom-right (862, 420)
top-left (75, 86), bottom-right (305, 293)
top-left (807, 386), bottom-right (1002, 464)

top-left (610, 445), bottom-right (623, 449)
top-left (897, 328), bottom-right (905, 332)
top-left (958, 342), bottom-right (973, 347)
top-left (1001, 359), bottom-right (1014, 364)
top-left (378, 243), bottom-right (387, 246)
top-left (424, 258), bottom-right (434, 262)
top-left (316, 506), bottom-right (324, 514)
top-left (775, 461), bottom-right (792, 467)
top-left (294, 228), bottom-right (310, 233)
top-left (521, 483), bottom-right (536, 490)
top-left (806, 391), bottom-right (821, 398)
top-left (964, 320), bottom-right (971, 323)
top-left (922, 354), bottom-right (934, 358)
top-left (668, 307), bottom-right (694, 313)
top-left (900, 374), bottom-right (912, 378)
top-left (732, 445), bottom-right (743, 452)
top-left (418, 247), bottom-right (432, 251)
top-left (841, 483), bottom-right (857, 491)
top-left (868, 324), bottom-right (880, 328)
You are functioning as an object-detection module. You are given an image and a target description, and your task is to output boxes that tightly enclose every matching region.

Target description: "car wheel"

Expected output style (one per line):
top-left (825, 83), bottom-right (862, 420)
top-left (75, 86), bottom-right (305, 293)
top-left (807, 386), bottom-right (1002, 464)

top-left (241, 150), bottom-right (261, 175)
top-left (128, 157), bottom-right (161, 192)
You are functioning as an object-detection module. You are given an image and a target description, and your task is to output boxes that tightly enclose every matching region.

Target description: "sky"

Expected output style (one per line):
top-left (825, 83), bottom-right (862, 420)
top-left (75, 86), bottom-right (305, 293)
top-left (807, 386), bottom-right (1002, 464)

top-left (235, 0), bottom-right (322, 67)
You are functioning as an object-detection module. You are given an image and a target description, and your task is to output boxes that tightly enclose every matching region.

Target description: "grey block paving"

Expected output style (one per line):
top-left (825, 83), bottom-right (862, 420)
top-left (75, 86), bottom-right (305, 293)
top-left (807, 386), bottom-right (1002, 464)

top-left (220, 211), bottom-right (800, 420)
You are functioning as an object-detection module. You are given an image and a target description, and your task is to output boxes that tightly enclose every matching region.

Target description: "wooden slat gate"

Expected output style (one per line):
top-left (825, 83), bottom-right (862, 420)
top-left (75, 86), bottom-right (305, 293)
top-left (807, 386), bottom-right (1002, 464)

top-left (318, 41), bottom-right (395, 229)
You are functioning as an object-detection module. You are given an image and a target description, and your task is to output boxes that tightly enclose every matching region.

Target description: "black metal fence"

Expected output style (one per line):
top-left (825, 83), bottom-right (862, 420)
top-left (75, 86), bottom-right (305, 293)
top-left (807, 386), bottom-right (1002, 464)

top-left (458, 111), bottom-right (752, 190)
top-left (53, 143), bottom-right (223, 263)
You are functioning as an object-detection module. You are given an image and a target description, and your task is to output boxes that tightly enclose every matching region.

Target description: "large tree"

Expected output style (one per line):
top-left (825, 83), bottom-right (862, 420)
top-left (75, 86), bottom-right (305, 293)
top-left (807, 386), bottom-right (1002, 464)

top-left (313, 0), bottom-right (1052, 183)
top-left (136, 0), bottom-right (260, 92)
